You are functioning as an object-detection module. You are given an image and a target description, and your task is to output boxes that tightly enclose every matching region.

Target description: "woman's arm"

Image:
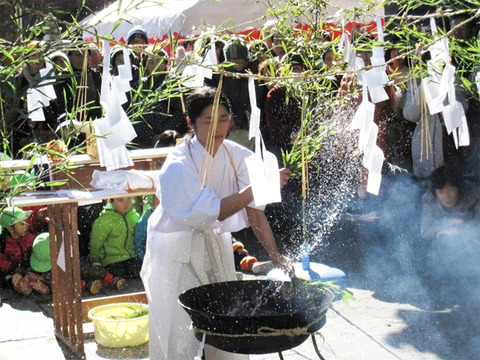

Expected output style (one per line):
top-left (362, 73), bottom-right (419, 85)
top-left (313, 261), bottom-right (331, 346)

top-left (218, 168), bottom-right (291, 221)
top-left (246, 207), bottom-right (290, 270)
top-left (218, 186), bottom-right (254, 221)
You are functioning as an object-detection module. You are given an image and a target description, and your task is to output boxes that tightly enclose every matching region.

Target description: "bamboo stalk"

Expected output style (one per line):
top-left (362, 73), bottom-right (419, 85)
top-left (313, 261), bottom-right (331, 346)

top-left (75, 49), bottom-right (89, 124)
top-left (407, 53), bottom-right (419, 105)
top-left (180, 92), bottom-right (186, 114)
top-left (420, 79), bottom-right (432, 162)
top-left (300, 96), bottom-right (307, 199)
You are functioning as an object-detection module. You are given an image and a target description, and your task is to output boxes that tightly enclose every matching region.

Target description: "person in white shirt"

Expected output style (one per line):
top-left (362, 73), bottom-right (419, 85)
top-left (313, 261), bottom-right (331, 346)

top-left (141, 87), bottom-right (291, 359)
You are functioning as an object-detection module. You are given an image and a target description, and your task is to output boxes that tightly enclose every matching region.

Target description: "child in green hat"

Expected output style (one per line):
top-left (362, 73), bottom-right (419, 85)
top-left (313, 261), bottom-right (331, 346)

top-left (30, 233), bottom-right (104, 295)
top-left (29, 232), bottom-right (51, 295)
top-left (0, 206), bottom-right (46, 296)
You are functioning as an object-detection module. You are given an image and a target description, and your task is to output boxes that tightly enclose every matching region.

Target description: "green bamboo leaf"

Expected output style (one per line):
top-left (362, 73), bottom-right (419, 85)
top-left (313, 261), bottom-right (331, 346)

top-left (44, 181), bottom-right (68, 187)
top-left (110, 18), bottom-right (123, 35)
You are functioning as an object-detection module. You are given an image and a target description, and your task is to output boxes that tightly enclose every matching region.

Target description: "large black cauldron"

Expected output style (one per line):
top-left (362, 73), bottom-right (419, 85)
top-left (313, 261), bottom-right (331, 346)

top-left (178, 280), bottom-right (333, 354)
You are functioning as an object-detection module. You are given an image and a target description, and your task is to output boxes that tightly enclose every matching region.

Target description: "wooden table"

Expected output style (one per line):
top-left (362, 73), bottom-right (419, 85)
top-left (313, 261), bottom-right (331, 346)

top-left (4, 149), bottom-right (171, 358)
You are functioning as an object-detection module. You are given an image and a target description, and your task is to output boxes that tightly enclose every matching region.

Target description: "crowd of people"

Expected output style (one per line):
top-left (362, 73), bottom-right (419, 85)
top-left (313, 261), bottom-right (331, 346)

top-left (1, 11), bottom-right (480, 357)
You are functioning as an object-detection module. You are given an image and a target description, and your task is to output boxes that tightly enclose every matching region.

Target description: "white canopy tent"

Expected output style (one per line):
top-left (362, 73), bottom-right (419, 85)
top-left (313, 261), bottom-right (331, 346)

top-left (81, 0), bottom-right (384, 41)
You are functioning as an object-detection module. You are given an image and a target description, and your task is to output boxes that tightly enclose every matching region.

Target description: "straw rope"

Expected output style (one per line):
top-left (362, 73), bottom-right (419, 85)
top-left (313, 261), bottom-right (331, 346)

top-left (192, 313), bottom-right (326, 338)
top-left (198, 73), bottom-right (224, 190)
top-left (75, 49), bottom-right (90, 123)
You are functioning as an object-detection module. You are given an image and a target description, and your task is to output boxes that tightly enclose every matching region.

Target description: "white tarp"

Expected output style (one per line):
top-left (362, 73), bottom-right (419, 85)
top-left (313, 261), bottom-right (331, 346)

top-left (81, 0), bottom-right (384, 40)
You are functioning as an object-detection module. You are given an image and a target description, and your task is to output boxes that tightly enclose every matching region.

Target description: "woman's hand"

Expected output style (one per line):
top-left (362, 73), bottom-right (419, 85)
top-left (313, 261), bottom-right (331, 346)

top-left (247, 207), bottom-right (293, 274)
top-left (279, 168), bottom-right (291, 188)
top-left (270, 253), bottom-right (293, 274)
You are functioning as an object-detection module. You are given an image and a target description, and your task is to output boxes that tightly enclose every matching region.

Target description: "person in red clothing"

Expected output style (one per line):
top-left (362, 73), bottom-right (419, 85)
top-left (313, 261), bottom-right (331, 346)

top-left (23, 206), bottom-right (48, 234)
top-left (0, 206), bottom-right (46, 296)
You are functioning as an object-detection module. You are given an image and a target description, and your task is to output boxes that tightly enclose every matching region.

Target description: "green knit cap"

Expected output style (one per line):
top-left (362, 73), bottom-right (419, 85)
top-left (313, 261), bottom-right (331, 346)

top-left (30, 233), bottom-right (51, 273)
top-left (0, 206), bottom-right (32, 228)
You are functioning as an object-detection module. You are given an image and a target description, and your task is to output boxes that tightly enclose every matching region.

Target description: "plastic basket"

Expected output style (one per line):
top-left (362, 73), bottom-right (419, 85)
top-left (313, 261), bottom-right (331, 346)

top-left (88, 303), bottom-right (149, 347)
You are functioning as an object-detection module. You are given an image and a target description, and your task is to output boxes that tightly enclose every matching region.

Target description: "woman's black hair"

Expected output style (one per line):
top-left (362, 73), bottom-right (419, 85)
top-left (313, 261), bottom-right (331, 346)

top-left (186, 87), bottom-right (232, 124)
top-left (430, 166), bottom-right (463, 194)
top-left (156, 130), bottom-right (182, 147)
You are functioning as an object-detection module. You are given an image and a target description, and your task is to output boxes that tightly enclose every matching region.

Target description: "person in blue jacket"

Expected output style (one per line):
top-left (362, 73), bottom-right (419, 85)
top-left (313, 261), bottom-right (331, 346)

top-left (134, 195), bottom-right (158, 260)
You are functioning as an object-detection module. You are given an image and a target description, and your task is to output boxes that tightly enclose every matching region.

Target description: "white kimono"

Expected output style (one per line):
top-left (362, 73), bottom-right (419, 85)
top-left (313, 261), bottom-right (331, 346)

top-left (141, 137), bottom-right (261, 360)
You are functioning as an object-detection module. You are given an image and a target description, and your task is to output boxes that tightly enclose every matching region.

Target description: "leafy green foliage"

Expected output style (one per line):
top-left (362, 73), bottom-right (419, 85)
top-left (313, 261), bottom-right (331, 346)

top-left (109, 306), bottom-right (149, 320)
top-left (293, 276), bottom-right (356, 305)
top-left (282, 122), bottom-right (335, 179)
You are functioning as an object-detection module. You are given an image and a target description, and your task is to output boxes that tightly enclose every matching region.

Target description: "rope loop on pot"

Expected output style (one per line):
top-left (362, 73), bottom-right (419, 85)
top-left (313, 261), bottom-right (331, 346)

top-left (194, 313), bottom-right (326, 338)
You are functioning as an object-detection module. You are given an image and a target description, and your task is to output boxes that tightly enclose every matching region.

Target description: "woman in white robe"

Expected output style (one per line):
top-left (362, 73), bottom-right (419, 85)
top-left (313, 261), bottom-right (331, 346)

top-left (141, 87), bottom-right (291, 360)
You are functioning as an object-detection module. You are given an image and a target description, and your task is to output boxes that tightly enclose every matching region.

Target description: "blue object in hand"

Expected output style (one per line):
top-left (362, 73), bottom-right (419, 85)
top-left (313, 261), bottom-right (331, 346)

top-left (300, 243), bottom-right (311, 271)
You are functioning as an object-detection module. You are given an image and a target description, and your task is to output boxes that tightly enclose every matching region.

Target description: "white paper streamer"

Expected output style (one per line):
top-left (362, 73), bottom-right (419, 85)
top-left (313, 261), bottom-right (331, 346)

top-left (458, 119), bottom-right (470, 147)
top-left (202, 34), bottom-right (218, 80)
top-left (183, 32), bottom-right (218, 86)
top-left (95, 39), bottom-right (136, 169)
top-left (245, 75), bottom-right (281, 205)
top-left (182, 65), bottom-right (206, 88)
top-left (364, 68), bottom-right (388, 89)
top-left (248, 77), bottom-right (261, 140)
top-left (94, 121), bottom-right (134, 170)
top-left (424, 20), bottom-right (470, 148)
top-left (245, 137), bottom-right (281, 206)
top-left (369, 85), bottom-right (389, 104)
top-left (348, 15), bottom-right (388, 194)
top-left (27, 61), bottom-right (57, 121)
top-left (375, 16), bottom-right (384, 42)
top-left (350, 84), bottom-right (384, 195)
top-left (366, 146), bottom-right (384, 195)
top-left (365, 19), bottom-right (389, 105)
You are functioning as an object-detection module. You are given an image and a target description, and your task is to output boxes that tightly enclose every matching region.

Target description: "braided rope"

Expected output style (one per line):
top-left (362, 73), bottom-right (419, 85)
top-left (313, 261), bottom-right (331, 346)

top-left (193, 313), bottom-right (326, 338)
